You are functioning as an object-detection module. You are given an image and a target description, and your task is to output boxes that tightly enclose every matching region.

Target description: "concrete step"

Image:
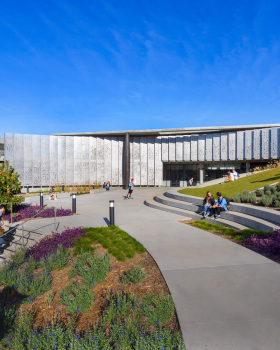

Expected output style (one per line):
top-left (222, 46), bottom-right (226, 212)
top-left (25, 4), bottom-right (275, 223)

top-left (164, 191), bottom-right (280, 228)
top-left (144, 197), bottom-right (248, 231)
top-left (155, 195), bottom-right (280, 232)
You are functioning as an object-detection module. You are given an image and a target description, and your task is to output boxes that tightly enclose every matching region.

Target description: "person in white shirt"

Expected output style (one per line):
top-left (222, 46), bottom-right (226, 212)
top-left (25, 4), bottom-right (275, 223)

top-left (225, 171), bottom-right (234, 182)
top-left (232, 170), bottom-right (239, 180)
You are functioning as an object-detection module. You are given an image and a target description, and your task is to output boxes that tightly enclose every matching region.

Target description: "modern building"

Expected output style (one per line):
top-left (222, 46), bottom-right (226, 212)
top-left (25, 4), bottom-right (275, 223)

top-left (4, 124), bottom-right (280, 188)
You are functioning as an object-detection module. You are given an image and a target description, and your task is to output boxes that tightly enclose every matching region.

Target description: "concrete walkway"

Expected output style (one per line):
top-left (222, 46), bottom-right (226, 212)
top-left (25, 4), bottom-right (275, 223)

top-left (14, 188), bottom-right (280, 349)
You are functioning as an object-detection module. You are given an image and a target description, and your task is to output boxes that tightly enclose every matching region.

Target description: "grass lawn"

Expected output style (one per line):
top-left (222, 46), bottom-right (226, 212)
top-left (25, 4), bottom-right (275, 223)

top-left (189, 220), bottom-right (267, 241)
top-left (178, 166), bottom-right (280, 198)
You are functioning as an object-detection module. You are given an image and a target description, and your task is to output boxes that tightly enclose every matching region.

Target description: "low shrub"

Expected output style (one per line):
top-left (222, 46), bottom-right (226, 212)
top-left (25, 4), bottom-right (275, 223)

top-left (274, 200), bottom-right (280, 208)
top-left (255, 189), bottom-right (264, 196)
top-left (4, 205), bottom-right (73, 223)
top-left (140, 292), bottom-right (175, 326)
top-left (264, 184), bottom-right (272, 192)
top-left (0, 257), bottom-right (52, 304)
top-left (60, 281), bottom-right (95, 314)
top-left (258, 195), bottom-right (273, 207)
top-left (69, 250), bottom-right (111, 287)
top-left (277, 183), bottom-right (280, 192)
top-left (240, 190), bottom-right (250, 203)
top-left (249, 193), bottom-right (257, 203)
top-left (2, 310), bottom-right (185, 349)
top-left (26, 227), bottom-right (85, 261)
top-left (233, 194), bottom-right (241, 203)
top-left (42, 245), bottom-right (71, 271)
top-left (245, 229), bottom-right (280, 255)
top-left (271, 186), bottom-right (277, 194)
top-left (264, 190), bottom-right (272, 197)
top-left (228, 196), bottom-right (234, 202)
top-left (121, 264), bottom-right (146, 284)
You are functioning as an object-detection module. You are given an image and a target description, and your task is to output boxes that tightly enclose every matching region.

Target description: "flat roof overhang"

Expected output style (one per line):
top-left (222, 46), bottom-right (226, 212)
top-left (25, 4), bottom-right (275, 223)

top-left (53, 124), bottom-right (280, 137)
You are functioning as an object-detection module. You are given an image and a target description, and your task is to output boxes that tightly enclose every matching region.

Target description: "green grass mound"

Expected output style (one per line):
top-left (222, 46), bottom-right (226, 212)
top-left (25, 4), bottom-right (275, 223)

top-left (179, 167), bottom-right (280, 198)
top-left (75, 226), bottom-right (146, 261)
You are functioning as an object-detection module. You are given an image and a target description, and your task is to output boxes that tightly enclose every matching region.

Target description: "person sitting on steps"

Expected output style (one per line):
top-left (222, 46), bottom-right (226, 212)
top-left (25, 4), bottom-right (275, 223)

top-left (210, 192), bottom-right (228, 219)
top-left (203, 191), bottom-right (215, 217)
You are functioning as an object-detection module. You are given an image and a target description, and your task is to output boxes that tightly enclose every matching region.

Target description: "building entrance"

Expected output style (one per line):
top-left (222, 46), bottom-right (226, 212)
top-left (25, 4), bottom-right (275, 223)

top-left (163, 164), bottom-right (199, 187)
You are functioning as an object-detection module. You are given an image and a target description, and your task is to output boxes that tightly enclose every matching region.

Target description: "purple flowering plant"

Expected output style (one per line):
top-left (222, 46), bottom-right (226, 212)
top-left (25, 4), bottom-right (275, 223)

top-left (3, 205), bottom-right (73, 223)
top-left (245, 229), bottom-right (280, 255)
top-left (26, 227), bottom-right (86, 261)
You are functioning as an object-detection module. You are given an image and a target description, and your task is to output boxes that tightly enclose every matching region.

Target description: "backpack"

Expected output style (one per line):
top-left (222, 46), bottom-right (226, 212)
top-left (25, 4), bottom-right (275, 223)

top-left (224, 197), bottom-right (230, 208)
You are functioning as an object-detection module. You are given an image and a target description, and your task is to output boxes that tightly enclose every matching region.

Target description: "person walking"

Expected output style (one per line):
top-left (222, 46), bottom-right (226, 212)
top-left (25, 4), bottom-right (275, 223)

top-left (202, 191), bottom-right (215, 217)
top-left (126, 178), bottom-right (134, 199)
top-left (211, 192), bottom-right (228, 219)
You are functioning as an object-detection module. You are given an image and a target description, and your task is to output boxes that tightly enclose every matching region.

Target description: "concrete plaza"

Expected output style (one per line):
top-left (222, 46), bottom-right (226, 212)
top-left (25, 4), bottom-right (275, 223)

top-left (14, 188), bottom-right (280, 350)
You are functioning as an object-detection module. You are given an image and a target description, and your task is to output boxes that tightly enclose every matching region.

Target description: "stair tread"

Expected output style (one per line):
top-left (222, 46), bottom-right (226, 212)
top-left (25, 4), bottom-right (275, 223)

top-left (144, 198), bottom-right (248, 231)
top-left (156, 195), bottom-right (280, 229)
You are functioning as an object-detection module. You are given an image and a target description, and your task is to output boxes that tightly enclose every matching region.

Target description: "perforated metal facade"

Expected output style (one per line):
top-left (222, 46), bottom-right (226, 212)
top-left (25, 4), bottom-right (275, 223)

top-left (4, 126), bottom-right (280, 186)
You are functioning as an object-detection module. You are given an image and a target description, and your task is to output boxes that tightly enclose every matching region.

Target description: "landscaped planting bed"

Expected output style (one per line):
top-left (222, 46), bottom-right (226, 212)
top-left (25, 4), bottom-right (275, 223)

top-left (188, 221), bottom-right (280, 263)
top-left (228, 183), bottom-right (280, 209)
top-left (0, 226), bottom-right (185, 349)
top-left (3, 205), bottom-right (74, 223)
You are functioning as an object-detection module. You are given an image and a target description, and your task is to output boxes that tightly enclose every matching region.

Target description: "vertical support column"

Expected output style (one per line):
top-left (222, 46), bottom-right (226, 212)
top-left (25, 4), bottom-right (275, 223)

top-left (199, 164), bottom-right (204, 185)
top-left (246, 161), bottom-right (250, 173)
top-left (124, 133), bottom-right (130, 189)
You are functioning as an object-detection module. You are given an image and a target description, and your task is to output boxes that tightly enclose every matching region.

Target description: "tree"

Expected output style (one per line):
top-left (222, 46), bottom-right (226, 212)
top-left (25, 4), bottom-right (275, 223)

top-left (0, 161), bottom-right (23, 207)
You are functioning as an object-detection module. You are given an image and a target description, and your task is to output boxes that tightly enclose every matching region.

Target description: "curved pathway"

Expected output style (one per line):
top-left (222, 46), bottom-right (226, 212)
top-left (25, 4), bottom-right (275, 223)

top-left (14, 188), bottom-right (280, 349)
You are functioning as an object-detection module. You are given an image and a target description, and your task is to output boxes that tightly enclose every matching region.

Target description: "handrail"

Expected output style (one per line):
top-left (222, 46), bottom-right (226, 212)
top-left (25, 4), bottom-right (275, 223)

top-left (1, 205), bottom-right (58, 248)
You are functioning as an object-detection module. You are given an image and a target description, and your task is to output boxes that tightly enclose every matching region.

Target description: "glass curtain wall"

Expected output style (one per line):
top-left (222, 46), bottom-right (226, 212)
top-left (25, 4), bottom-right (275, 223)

top-left (163, 164), bottom-right (199, 187)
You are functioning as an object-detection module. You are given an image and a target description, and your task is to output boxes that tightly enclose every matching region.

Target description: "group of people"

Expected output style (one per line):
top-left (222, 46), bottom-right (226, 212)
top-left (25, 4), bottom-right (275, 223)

top-left (203, 191), bottom-right (229, 219)
top-left (103, 181), bottom-right (111, 191)
top-left (224, 169), bottom-right (239, 182)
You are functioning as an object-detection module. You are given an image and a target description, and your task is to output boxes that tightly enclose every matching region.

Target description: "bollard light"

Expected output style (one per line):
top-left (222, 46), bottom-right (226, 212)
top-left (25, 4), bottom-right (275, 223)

top-left (92, 184), bottom-right (95, 189)
top-left (72, 194), bottom-right (76, 213)
top-left (40, 192), bottom-right (44, 207)
top-left (27, 185), bottom-right (29, 194)
top-left (62, 184), bottom-right (65, 192)
top-left (109, 200), bottom-right (115, 226)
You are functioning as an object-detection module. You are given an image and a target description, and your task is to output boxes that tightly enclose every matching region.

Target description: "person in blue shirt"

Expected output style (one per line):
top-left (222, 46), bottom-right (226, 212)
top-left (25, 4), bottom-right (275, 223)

top-left (211, 192), bottom-right (228, 219)
top-left (126, 179), bottom-right (134, 199)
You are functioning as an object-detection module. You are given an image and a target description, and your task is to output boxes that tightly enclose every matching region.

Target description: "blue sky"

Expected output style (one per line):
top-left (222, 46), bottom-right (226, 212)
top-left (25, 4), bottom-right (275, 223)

top-left (1, 0), bottom-right (280, 136)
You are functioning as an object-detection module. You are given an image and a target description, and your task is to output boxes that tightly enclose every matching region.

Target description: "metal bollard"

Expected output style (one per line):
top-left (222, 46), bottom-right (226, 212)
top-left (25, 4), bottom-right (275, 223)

top-left (72, 194), bottom-right (76, 213)
top-left (109, 200), bottom-right (115, 226)
top-left (92, 184), bottom-right (95, 189)
top-left (40, 192), bottom-right (44, 207)
top-left (27, 185), bottom-right (29, 194)
top-left (62, 184), bottom-right (65, 192)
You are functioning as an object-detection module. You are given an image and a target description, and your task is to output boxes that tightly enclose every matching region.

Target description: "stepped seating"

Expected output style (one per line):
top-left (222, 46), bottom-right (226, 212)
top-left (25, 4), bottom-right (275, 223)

top-left (144, 191), bottom-right (280, 232)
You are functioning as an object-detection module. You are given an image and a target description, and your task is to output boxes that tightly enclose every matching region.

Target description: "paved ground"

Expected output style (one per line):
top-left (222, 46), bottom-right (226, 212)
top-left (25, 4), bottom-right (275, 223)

top-left (13, 188), bottom-right (280, 349)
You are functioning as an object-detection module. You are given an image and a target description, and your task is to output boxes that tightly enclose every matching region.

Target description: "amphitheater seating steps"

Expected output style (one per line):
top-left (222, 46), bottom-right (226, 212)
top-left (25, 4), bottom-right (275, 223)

top-left (144, 190), bottom-right (280, 232)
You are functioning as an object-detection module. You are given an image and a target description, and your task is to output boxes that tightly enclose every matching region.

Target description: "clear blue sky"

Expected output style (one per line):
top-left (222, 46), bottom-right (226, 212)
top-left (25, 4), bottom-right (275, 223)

top-left (1, 0), bottom-right (280, 136)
